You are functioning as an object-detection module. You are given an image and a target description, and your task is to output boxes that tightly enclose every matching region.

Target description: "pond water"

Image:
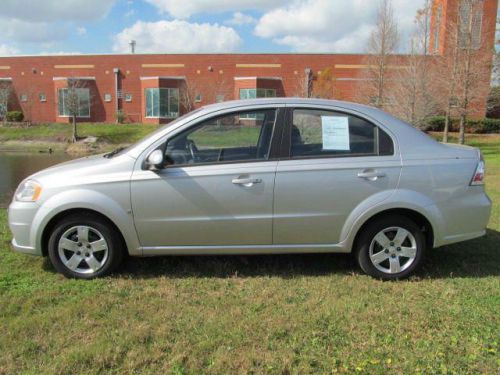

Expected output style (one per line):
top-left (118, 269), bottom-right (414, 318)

top-left (0, 152), bottom-right (73, 207)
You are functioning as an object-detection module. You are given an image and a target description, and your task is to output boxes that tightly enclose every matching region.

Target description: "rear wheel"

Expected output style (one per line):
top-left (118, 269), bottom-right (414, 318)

top-left (355, 215), bottom-right (425, 280)
top-left (48, 213), bottom-right (124, 279)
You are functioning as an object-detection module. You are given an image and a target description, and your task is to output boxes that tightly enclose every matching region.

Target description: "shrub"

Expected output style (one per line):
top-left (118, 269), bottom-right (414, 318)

top-left (421, 116), bottom-right (500, 134)
top-left (467, 118), bottom-right (500, 134)
top-left (115, 111), bottom-right (127, 124)
top-left (5, 111), bottom-right (24, 122)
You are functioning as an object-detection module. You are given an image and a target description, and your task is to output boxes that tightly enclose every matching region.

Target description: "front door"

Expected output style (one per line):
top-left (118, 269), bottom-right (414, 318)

top-left (131, 108), bottom-right (282, 248)
top-left (273, 107), bottom-right (401, 245)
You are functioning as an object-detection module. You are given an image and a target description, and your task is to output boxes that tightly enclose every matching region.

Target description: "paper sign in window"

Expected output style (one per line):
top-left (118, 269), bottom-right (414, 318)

top-left (321, 116), bottom-right (350, 150)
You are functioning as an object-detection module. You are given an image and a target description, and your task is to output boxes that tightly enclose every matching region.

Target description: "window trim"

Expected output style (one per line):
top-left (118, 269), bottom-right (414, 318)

top-left (280, 107), bottom-right (396, 161)
top-left (152, 107), bottom-right (285, 170)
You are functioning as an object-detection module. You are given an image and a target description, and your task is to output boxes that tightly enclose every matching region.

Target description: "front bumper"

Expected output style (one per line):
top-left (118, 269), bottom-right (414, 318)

top-left (8, 200), bottom-right (42, 256)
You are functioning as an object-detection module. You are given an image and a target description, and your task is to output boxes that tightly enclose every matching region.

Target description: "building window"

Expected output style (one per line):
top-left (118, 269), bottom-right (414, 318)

top-left (195, 94), bottom-right (202, 103)
top-left (239, 88), bottom-right (276, 100)
top-left (239, 89), bottom-right (276, 119)
top-left (433, 4), bottom-right (442, 52)
top-left (20, 94), bottom-right (28, 102)
top-left (39, 93), bottom-right (46, 102)
top-left (57, 88), bottom-right (91, 117)
top-left (145, 88), bottom-right (179, 118)
top-left (216, 94), bottom-right (225, 103)
top-left (125, 93), bottom-right (133, 102)
top-left (104, 93), bottom-right (112, 102)
top-left (459, 0), bottom-right (483, 49)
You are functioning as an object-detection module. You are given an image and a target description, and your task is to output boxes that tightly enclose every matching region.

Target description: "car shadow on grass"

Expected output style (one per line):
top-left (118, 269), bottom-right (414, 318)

top-left (100, 229), bottom-right (500, 280)
top-left (37, 229), bottom-right (499, 280)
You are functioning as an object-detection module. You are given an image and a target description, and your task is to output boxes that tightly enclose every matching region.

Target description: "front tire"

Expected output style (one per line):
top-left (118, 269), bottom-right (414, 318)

top-left (48, 213), bottom-right (124, 279)
top-left (355, 215), bottom-right (425, 280)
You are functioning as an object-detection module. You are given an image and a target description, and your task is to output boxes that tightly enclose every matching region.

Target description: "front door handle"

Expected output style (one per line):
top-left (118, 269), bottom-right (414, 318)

top-left (232, 177), bottom-right (262, 187)
top-left (357, 170), bottom-right (386, 181)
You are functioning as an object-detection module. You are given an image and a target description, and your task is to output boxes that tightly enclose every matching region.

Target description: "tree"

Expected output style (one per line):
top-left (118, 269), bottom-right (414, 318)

top-left (19, 87), bottom-right (37, 126)
top-left (292, 68), bottom-right (313, 98)
top-left (313, 67), bottom-right (335, 99)
top-left (0, 81), bottom-right (12, 124)
top-left (359, 0), bottom-right (399, 109)
top-left (181, 76), bottom-right (231, 113)
top-left (441, 0), bottom-right (492, 144)
top-left (392, 0), bottom-right (440, 127)
top-left (64, 79), bottom-right (92, 143)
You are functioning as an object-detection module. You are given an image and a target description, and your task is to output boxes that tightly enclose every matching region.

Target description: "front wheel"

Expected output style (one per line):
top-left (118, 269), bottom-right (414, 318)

top-left (48, 213), bottom-right (124, 279)
top-left (355, 215), bottom-right (425, 280)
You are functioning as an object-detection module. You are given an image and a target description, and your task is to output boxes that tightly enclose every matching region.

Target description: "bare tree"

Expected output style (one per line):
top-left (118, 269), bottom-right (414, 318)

top-left (63, 79), bottom-right (92, 142)
top-left (0, 81), bottom-right (12, 124)
top-left (359, 0), bottom-right (399, 109)
top-left (180, 79), bottom-right (198, 113)
top-left (181, 76), bottom-right (231, 112)
top-left (441, 0), bottom-right (492, 144)
top-left (19, 87), bottom-right (37, 126)
top-left (312, 67), bottom-right (335, 99)
top-left (392, 0), bottom-right (440, 127)
top-left (292, 68), bottom-right (313, 98)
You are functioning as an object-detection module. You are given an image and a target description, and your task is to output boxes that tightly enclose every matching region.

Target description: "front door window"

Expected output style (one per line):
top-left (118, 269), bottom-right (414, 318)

top-left (165, 109), bottom-right (277, 166)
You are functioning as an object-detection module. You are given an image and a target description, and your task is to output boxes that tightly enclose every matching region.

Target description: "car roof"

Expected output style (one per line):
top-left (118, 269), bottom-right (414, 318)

top-left (200, 97), bottom-right (377, 114)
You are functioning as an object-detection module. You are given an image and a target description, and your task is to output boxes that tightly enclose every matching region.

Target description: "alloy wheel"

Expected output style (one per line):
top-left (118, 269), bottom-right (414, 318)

top-left (368, 226), bottom-right (418, 274)
top-left (57, 225), bottom-right (109, 275)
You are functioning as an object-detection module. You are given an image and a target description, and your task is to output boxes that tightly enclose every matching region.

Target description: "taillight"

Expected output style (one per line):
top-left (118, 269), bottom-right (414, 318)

top-left (470, 160), bottom-right (485, 186)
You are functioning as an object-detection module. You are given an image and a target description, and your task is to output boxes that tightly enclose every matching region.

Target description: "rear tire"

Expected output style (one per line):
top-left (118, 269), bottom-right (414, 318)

top-left (355, 215), bottom-right (425, 280)
top-left (47, 213), bottom-right (124, 279)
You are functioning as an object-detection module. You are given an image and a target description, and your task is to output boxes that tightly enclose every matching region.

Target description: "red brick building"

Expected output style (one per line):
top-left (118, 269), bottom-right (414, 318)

top-left (0, 0), bottom-right (497, 124)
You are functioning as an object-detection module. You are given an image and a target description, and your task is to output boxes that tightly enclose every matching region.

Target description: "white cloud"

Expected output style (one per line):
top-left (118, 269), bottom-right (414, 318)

top-left (0, 43), bottom-right (19, 56)
top-left (77, 27), bottom-right (87, 36)
top-left (113, 20), bottom-right (242, 53)
top-left (254, 0), bottom-right (424, 53)
top-left (225, 12), bottom-right (256, 26)
top-left (144, 0), bottom-right (288, 19)
top-left (1, 18), bottom-right (68, 44)
top-left (0, 0), bottom-right (116, 22)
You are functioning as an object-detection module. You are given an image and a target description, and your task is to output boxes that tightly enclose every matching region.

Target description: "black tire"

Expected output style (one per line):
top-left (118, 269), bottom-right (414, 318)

top-left (354, 215), bottom-right (426, 280)
top-left (47, 212), bottom-right (124, 279)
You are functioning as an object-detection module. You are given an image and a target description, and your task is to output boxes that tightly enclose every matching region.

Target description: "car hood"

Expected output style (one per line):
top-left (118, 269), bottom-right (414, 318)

top-left (29, 153), bottom-right (136, 189)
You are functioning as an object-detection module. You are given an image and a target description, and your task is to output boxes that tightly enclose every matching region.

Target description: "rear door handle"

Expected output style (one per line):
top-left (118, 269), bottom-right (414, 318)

top-left (232, 177), bottom-right (262, 187)
top-left (357, 170), bottom-right (386, 180)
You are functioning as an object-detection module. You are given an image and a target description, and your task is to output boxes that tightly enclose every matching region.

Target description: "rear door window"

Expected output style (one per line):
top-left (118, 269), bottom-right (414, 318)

top-left (290, 109), bottom-right (394, 158)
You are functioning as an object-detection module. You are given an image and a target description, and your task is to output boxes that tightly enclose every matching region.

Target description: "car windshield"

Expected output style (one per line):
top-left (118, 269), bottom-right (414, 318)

top-left (103, 108), bottom-right (204, 158)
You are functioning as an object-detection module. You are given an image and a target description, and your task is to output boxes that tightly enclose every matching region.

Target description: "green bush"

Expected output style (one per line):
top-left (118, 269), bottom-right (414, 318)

top-left (422, 116), bottom-right (500, 133)
top-left (115, 111), bottom-right (127, 124)
top-left (467, 118), bottom-right (500, 133)
top-left (5, 111), bottom-right (24, 122)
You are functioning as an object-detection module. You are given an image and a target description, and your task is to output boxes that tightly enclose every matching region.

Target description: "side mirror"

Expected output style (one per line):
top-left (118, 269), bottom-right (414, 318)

top-left (145, 149), bottom-right (164, 170)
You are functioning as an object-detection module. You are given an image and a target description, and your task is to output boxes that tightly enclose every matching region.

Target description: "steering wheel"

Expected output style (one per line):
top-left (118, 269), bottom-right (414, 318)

top-left (186, 139), bottom-right (198, 163)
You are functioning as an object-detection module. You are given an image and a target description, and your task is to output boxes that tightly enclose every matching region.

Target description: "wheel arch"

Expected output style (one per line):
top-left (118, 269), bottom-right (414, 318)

top-left (352, 208), bottom-right (434, 253)
top-left (40, 208), bottom-right (127, 257)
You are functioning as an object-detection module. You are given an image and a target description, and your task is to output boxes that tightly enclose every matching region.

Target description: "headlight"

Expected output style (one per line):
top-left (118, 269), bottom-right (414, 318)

top-left (15, 180), bottom-right (42, 202)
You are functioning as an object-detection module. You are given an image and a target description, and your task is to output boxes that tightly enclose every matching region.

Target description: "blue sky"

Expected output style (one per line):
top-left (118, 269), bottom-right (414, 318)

top-left (0, 0), bottom-right (495, 56)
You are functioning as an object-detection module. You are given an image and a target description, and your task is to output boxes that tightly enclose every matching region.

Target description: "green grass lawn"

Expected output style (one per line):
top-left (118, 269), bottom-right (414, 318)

top-left (0, 123), bottom-right (159, 144)
top-left (0, 134), bottom-right (499, 374)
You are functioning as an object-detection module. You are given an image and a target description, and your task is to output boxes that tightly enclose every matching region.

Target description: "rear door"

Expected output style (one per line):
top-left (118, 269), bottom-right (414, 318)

top-left (273, 107), bottom-right (401, 245)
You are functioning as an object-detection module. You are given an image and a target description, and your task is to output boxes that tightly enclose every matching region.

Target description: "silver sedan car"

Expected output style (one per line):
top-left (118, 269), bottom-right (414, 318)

top-left (8, 98), bottom-right (491, 280)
